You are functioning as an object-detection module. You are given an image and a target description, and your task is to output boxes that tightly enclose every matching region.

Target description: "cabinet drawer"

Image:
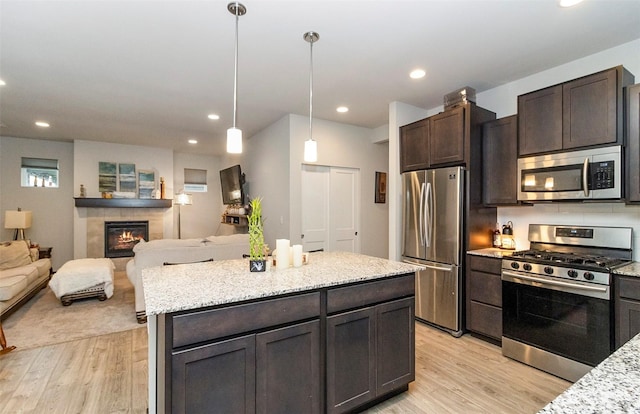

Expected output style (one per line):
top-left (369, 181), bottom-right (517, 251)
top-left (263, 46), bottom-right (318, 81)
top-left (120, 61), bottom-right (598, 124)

top-left (617, 276), bottom-right (640, 301)
top-left (171, 292), bottom-right (321, 348)
top-left (467, 301), bottom-right (502, 340)
top-left (327, 274), bottom-right (415, 314)
top-left (468, 255), bottom-right (502, 274)
top-left (467, 270), bottom-right (502, 307)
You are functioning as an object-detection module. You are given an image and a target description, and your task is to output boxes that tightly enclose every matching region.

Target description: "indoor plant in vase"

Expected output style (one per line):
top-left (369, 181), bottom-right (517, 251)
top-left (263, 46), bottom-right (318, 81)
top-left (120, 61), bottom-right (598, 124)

top-left (248, 197), bottom-right (267, 272)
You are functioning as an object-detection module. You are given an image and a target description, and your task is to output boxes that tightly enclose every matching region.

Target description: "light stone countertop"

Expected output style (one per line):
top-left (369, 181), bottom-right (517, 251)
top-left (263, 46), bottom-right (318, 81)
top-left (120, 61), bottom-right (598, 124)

top-left (613, 262), bottom-right (640, 278)
top-left (142, 251), bottom-right (423, 316)
top-left (538, 333), bottom-right (640, 413)
top-left (467, 247), bottom-right (516, 259)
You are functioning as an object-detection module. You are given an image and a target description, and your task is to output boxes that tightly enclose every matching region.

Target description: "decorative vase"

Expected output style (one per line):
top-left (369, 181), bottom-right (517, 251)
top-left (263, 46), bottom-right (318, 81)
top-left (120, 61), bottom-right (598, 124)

top-left (249, 259), bottom-right (267, 272)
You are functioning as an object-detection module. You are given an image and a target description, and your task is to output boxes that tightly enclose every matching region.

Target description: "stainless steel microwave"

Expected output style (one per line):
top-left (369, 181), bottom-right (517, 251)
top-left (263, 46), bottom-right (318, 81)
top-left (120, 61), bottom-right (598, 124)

top-left (517, 146), bottom-right (621, 201)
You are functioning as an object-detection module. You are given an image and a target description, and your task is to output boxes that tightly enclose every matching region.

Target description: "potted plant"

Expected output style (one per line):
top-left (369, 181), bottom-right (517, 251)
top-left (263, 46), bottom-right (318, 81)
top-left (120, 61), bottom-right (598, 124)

top-left (248, 197), bottom-right (267, 272)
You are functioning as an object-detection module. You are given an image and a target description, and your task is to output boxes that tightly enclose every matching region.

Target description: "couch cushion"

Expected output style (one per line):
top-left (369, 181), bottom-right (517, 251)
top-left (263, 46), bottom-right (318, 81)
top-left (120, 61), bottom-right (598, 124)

top-left (0, 240), bottom-right (33, 270)
top-left (31, 258), bottom-right (52, 277)
top-left (206, 234), bottom-right (249, 245)
top-left (0, 275), bottom-right (28, 301)
top-left (133, 238), bottom-right (207, 252)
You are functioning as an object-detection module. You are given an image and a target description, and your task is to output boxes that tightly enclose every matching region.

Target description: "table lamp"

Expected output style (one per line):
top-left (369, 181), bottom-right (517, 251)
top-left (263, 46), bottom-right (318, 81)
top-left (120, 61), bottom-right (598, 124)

top-left (4, 209), bottom-right (32, 240)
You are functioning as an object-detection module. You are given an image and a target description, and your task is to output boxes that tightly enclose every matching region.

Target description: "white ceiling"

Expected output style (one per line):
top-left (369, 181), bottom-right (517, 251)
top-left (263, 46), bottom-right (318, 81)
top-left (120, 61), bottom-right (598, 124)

top-left (1, 0), bottom-right (639, 156)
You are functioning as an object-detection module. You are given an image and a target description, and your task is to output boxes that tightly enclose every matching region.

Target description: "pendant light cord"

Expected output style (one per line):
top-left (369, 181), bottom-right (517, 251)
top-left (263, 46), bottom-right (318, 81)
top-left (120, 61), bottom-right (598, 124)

top-left (309, 38), bottom-right (314, 141)
top-left (233, 2), bottom-right (239, 129)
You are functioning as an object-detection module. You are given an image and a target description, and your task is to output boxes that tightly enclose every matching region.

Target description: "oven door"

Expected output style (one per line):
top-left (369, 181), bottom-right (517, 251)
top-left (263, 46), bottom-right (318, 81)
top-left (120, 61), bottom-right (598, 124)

top-left (502, 270), bottom-right (612, 367)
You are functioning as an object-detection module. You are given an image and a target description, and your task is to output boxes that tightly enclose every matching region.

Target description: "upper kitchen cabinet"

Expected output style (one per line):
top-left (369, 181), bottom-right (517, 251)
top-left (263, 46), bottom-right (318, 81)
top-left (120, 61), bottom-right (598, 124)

top-left (482, 115), bottom-right (520, 206)
top-left (400, 102), bottom-right (495, 172)
top-left (627, 83), bottom-right (640, 203)
top-left (399, 118), bottom-right (430, 172)
top-left (518, 66), bottom-right (634, 157)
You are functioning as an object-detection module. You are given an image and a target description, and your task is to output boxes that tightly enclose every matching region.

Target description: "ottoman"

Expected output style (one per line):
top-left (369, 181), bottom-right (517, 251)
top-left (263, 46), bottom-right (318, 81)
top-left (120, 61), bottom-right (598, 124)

top-left (48, 258), bottom-right (115, 306)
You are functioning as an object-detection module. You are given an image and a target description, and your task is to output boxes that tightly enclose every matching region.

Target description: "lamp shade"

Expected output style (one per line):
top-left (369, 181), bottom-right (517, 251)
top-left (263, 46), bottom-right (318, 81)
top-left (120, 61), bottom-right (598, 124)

top-left (4, 210), bottom-right (32, 229)
top-left (304, 139), bottom-right (318, 162)
top-left (227, 127), bottom-right (243, 154)
top-left (174, 193), bottom-right (193, 206)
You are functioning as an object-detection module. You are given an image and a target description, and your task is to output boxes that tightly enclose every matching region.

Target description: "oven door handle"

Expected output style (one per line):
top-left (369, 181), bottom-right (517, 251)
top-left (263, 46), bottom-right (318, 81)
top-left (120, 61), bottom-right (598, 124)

top-left (502, 270), bottom-right (608, 293)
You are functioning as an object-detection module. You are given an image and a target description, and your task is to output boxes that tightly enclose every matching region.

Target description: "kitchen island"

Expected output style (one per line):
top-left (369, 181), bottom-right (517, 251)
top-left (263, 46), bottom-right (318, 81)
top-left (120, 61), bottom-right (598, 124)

top-left (143, 251), bottom-right (421, 414)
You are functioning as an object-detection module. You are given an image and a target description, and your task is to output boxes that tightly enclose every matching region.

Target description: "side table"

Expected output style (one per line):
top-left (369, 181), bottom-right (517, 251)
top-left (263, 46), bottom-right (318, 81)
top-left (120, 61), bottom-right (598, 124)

top-left (0, 320), bottom-right (16, 355)
top-left (39, 247), bottom-right (52, 259)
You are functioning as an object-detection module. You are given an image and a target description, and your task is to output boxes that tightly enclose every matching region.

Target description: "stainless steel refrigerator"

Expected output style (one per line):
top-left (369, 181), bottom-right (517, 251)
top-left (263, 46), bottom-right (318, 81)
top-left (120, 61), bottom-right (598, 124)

top-left (402, 166), bottom-right (464, 336)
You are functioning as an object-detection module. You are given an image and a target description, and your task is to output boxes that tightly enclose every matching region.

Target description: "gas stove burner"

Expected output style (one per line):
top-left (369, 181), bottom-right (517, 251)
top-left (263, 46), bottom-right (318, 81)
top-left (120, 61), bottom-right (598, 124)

top-left (510, 249), bottom-right (630, 271)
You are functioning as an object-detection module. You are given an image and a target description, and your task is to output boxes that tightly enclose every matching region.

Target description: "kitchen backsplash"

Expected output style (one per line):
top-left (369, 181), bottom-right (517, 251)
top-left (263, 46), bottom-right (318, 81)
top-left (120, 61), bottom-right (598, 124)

top-left (498, 203), bottom-right (640, 261)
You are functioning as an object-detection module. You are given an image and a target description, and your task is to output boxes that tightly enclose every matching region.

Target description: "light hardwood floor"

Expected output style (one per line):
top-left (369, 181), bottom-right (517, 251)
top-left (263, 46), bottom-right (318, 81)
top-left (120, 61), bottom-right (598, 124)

top-left (0, 322), bottom-right (570, 413)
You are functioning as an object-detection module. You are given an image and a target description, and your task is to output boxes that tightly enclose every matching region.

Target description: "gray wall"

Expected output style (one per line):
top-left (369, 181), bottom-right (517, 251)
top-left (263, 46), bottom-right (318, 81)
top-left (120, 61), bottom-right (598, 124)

top-left (0, 136), bottom-right (74, 270)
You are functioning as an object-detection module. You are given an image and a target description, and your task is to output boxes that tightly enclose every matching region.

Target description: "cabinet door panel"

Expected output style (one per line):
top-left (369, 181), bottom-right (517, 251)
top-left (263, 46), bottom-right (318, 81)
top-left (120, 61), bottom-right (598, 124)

top-left (326, 307), bottom-right (376, 414)
top-left (376, 297), bottom-right (415, 395)
top-left (518, 85), bottom-right (563, 156)
top-left (256, 320), bottom-right (321, 414)
top-left (172, 335), bottom-right (256, 414)
top-left (616, 298), bottom-right (640, 349)
top-left (563, 68), bottom-right (617, 149)
top-left (482, 115), bottom-right (518, 205)
top-left (400, 119), bottom-right (429, 172)
top-left (627, 83), bottom-right (640, 202)
top-left (430, 106), bottom-right (465, 166)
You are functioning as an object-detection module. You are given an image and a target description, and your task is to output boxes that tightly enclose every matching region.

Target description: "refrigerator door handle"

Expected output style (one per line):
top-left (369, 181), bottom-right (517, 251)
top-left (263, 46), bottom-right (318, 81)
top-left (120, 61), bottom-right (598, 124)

top-left (424, 182), bottom-right (432, 247)
top-left (422, 262), bottom-right (453, 272)
top-left (419, 182), bottom-right (426, 246)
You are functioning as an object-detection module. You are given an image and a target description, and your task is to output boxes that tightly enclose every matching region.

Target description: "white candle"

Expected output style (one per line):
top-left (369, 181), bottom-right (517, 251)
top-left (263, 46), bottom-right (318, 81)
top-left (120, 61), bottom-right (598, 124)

top-left (292, 245), bottom-right (303, 267)
top-left (276, 239), bottom-right (290, 270)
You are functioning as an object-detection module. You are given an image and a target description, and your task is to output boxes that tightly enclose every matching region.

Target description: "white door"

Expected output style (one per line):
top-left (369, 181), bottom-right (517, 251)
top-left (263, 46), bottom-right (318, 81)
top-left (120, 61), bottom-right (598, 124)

top-left (301, 165), bottom-right (330, 252)
top-left (301, 165), bottom-right (360, 253)
top-left (329, 167), bottom-right (360, 252)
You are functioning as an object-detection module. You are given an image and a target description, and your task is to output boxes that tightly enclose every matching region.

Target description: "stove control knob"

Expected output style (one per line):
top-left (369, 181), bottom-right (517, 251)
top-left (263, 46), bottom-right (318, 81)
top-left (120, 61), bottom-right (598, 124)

top-left (568, 270), bottom-right (579, 278)
top-left (523, 263), bottom-right (532, 271)
top-left (510, 262), bottom-right (520, 270)
top-left (584, 272), bottom-right (595, 281)
top-left (544, 266), bottom-right (554, 275)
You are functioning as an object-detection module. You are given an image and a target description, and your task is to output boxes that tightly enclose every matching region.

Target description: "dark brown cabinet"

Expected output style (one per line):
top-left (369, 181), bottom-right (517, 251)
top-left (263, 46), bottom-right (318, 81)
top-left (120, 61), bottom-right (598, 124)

top-left (615, 275), bottom-right (640, 350)
top-left (399, 102), bottom-right (495, 172)
top-left (325, 276), bottom-right (415, 414)
top-left (627, 83), bottom-right (640, 203)
top-left (160, 274), bottom-right (415, 414)
top-left (518, 66), bottom-right (634, 156)
top-left (482, 115), bottom-right (519, 205)
top-left (465, 254), bottom-right (502, 342)
top-left (399, 119), bottom-right (429, 172)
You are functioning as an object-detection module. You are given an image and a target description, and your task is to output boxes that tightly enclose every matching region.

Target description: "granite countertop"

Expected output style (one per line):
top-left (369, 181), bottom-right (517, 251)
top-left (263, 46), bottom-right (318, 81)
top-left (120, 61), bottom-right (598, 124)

top-left (539, 333), bottom-right (640, 413)
top-left (467, 247), bottom-right (516, 259)
top-left (613, 262), bottom-right (640, 278)
top-left (142, 251), bottom-right (423, 316)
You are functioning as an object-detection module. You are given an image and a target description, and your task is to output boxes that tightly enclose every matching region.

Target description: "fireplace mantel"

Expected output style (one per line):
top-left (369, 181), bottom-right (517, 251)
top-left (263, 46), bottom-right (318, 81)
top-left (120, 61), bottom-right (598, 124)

top-left (74, 198), bottom-right (172, 208)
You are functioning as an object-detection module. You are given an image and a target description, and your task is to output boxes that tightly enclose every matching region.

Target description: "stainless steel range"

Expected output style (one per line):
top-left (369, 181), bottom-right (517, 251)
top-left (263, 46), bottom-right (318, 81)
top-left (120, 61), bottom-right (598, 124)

top-left (501, 224), bottom-right (633, 382)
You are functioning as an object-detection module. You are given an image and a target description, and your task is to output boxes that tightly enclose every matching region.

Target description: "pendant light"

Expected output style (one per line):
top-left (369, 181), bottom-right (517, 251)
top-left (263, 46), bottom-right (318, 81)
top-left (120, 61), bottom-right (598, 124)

top-left (227, 2), bottom-right (246, 154)
top-left (304, 31), bottom-right (319, 163)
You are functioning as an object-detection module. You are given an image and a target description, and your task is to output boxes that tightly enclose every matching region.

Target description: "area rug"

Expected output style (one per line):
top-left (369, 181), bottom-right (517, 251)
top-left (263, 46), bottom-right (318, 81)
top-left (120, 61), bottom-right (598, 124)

top-left (2, 271), bottom-right (142, 351)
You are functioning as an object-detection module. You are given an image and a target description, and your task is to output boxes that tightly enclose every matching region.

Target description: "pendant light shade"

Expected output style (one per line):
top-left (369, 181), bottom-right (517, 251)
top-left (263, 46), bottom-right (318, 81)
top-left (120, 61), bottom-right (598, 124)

top-left (304, 31), bottom-right (319, 163)
top-left (227, 2), bottom-right (246, 154)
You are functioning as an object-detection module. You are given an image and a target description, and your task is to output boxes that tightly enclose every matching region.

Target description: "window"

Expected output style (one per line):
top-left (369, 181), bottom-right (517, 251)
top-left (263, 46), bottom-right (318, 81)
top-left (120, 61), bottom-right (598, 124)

top-left (21, 157), bottom-right (59, 188)
top-left (183, 168), bottom-right (207, 192)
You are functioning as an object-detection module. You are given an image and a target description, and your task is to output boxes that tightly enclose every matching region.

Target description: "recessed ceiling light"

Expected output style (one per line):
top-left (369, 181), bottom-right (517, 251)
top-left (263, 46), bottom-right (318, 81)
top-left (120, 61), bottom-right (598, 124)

top-left (410, 69), bottom-right (426, 79)
top-left (207, 114), bottom-right (220, 120)
top-left (0, 79), bottom-right (6, 86)
top-left (188, 138), bottom-right (198, 144)
top-left (559, 0), bottom-right (583, 7)
top-left (336, 106), bottom-right (349, 113)
top-left (35, 121), bottom-right (50, 128)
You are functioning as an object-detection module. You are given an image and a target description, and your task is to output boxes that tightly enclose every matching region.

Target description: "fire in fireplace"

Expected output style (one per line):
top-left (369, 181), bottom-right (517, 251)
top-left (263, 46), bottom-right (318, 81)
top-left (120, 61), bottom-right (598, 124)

top-left (104, 220), bottom-right (149, 258)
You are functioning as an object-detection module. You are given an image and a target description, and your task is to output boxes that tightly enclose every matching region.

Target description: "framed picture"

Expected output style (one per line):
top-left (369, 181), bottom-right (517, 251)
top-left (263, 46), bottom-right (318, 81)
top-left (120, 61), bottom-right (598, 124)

top-left (98, 162), bottom-right (117, 193)
top-left (375, 171), bottom-right (387, 203)
top-left (118, 163), bottom-right (137, 194)
top-left (138, 169), bottom-right (156, 199)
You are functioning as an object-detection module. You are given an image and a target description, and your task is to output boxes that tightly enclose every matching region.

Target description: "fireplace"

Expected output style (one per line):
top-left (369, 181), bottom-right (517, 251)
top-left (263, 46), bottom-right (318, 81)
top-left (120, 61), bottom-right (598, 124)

top-left (104, 220), bottom-right (148, 258)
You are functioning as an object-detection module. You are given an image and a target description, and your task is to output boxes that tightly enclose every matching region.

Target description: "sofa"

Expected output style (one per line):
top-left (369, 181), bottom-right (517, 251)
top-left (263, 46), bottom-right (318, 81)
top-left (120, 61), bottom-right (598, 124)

top-left (125, 234), bottom-right (249, 323)
top-left (0, 240), bottom-right (52, 320)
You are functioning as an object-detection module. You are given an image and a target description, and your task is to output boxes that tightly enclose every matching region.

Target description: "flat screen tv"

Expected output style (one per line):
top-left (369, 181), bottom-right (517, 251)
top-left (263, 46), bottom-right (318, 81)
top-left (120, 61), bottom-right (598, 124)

top-left (220, 165), bottom-right (245, 205)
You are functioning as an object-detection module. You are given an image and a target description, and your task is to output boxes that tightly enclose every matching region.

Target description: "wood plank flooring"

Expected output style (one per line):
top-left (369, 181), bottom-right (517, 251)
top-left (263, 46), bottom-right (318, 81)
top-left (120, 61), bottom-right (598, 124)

top-left (0, 321), bottom-right (570, 413)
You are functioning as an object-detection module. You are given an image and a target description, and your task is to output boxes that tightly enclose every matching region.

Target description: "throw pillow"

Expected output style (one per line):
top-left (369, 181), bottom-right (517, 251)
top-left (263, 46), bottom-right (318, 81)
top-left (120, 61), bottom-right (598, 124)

top-left (0, 240), bottom-right (33, 270)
